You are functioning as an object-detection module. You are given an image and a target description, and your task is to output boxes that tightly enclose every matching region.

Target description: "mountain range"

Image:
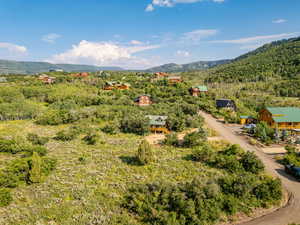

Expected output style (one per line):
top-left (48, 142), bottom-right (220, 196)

top-left (0, 36), bottom-right (299, 75)
top-left (0, 60), bottom-right (123, 74)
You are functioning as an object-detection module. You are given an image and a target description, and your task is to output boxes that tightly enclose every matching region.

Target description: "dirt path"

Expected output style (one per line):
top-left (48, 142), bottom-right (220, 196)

top-left (199, 111), bottom-right (300, 225)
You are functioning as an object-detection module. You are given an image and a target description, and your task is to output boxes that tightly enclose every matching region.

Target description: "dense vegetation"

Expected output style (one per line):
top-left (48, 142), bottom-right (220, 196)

top-left (0, 69), bottom-right (284, 224)
top-left (206, 37), bottom-right (300, 84)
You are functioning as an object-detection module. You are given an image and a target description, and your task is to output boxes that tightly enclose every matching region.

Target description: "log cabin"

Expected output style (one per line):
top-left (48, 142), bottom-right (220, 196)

top-left (259, 107), bottom-right (300, 130)
top-left (135, 95), bottom-right (152, 106)
top-left (38, 75), bottom-right (56, 84)
top-left (146, 115), bottom-right (170, 134)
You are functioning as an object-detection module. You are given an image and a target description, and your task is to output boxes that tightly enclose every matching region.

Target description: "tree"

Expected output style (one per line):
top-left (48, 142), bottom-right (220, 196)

top-left (29, 152), bottom-right (42, 183)
top-left (182, 129), bottom-right (207, 148)
top-left (121, 113), bottom-right (149, 135)
top-left (136, 140), bottom-right (153, 165)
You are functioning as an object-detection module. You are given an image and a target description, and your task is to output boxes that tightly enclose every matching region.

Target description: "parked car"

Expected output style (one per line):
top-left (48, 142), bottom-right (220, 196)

top-left (285, 164), bottom-right (300, 180)
top-left (243, 124), bottom-right (256, 129)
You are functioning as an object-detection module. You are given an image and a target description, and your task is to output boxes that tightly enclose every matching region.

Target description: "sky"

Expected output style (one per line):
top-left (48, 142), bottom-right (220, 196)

top-left (0, 0), bottom-right (299, 69)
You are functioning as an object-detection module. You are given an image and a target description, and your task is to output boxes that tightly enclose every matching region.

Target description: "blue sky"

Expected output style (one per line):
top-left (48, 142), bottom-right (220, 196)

top-left (0, 0), bottom-right (299, 69)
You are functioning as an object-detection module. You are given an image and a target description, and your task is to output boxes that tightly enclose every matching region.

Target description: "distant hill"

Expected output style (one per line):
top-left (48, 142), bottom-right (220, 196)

top-left (145, 59), bottom-right (231, 73)
top-left (206, 37), bottom-right (300, 82)
top-left (0, 59), bottom-right (124, 74)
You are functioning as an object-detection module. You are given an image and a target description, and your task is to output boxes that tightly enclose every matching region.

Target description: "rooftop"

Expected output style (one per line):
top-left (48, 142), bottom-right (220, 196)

top-left (266, 107), bottom-right (300, 123)
top-left (146, 115), bottom-right (168, 126)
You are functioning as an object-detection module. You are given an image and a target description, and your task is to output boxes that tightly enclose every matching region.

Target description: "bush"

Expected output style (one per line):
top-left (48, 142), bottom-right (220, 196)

top-left (253, 177), bottom-right (282, 203)
top-left (27, 133), bottom-right (49, 146)
top-left (192, 144), bottom-right (215, 162)
top-left (82, 133), bottom-right (98, 145)
top-left (136, 140), bottom-right (153, 165)
top-left (0, 137), bottom-right (25, 154)
top-left (0, 188), bottom-right (13, 207)
top-left (29, 152), bottom-right (42, 183)
top-left (101, 122), bottom-right (120, 135)
top-left (182, 129), bottom-right (207, 148)
top-left (163, 133), bottom-right (179, 146)
top-left (240, 152), bottom-right (265, 174)
top-left (121, 113), bottom-right (149, 135)
top-left (54, 129), bottom-right (78, 141)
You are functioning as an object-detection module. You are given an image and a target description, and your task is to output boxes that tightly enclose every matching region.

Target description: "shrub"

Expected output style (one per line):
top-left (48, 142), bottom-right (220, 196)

top-left (121, 114), bottom-right (149, 135)
top-left (182, 129), bottom-right (207, 148)
top-left (0, 188), bottom-right (13, 207)
top-left (136, 140), bottom-right (153, 165)
top-left (192, 144), bottom-right (215, 162)
top-left (25, 145), bottom-right (48, 157)
top-left (27, 133), bottom-right (49, 146)
top-left (163, 133), bottom-right (179, 146)
top-left (240, 152), bottom-right (265, 174)
top-left (101, 122), bottom-right (120, 135)
top-left (223, 144), bottom-right (244, 156)
top-left (0, 137), bottom-right (25, 154)
top-left (29, 152), bottom-right (42, 183)
top-left (253, 177), bottom-right (282, 203)
top-left (82, 133), bottom-right (98, 145)
top-left (54, 129), bottom-right (78, 141)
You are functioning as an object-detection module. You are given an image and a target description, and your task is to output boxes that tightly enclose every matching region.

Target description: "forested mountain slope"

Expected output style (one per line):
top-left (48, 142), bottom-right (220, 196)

top-left (146, 59), bottom-right (231, 73)
top-left (206, 37), bottom-right (300, 82)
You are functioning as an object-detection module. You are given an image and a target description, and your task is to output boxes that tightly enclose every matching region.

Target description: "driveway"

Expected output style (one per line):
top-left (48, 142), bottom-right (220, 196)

top-left (199, 111), bottom-right (300, 225)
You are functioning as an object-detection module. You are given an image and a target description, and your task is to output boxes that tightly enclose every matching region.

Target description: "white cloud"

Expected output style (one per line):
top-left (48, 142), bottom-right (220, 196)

top-left (130, 40), bottom-right (144, 45)
top-left (0, 42), bottom-right (27, 53)
top-left (182, 29), bottom-right (218, 42)
top-left (176, 50), bottom-right (190, 57)
top-left (145, 4), bottom-right (155, 11)
top-left (48, 40), bottom-right (160, 69)
top-left (272, 19), bottom-right (287, 24)
top-left (212, 32), bottom-right (299, 44)
top-left (42, 33), bottom-right (61, 43)
top-left (146, 0), bottom-right (224, 11)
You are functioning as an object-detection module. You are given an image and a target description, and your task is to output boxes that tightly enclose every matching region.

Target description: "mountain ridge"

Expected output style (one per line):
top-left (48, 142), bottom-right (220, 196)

top-left (0, 59), bottom-right (124, 74)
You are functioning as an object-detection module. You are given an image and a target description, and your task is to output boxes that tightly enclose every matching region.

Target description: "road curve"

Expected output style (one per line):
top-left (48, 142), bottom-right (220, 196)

top-left (199, 111), bottom-right (300, 225)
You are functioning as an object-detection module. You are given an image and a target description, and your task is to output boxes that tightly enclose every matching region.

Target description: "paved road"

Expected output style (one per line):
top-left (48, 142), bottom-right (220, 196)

top-left (199, 111), bottom-right (300, 225)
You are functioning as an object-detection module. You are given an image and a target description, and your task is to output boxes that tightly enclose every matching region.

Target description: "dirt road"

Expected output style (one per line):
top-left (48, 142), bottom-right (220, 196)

top-left (199, 111), bottom-right (300, 225)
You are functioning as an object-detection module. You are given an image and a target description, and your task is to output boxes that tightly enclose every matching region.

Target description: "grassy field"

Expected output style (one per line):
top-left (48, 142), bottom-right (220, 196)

top-left (0, 119), bottom-right (224, 225)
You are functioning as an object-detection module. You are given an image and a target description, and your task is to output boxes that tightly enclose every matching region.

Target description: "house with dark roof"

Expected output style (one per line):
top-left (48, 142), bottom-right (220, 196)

top-left (216, 99), bottom-right (237, 111)
top-left (190, 85), bottom-right (208, 96)
top-left (146, 115), bottom-right (169, 134)
top-left (259, 107), bottom-right (300, 130)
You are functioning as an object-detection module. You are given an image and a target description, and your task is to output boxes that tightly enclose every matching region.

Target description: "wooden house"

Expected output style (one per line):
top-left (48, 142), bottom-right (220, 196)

top-left (104, 81), bottom-right (130, 90)
top-left (216, 99), bottom-right (237, 111)
top-left (259, 107), bottom-right (300, 130)
top-left (135, 95), bottom-right (152, 106)
top-left (38, 75), bottom-right (56, 84)
top-left (146, 115), bottom-right (170, 134)
top-left (168, 76), bottom-right (183, 84)
top-left (190, 85), bottom-right (208, 97)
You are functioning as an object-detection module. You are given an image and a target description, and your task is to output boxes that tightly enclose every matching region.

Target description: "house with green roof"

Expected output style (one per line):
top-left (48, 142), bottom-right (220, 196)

top-left (259, 107), bottom-right (300, 130)
top-left (146, 115), bottom-right (170, 134)
top-left (190, 85), bottom-right (208, 96)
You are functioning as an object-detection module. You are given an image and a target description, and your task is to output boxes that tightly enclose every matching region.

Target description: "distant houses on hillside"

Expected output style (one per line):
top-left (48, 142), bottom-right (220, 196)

top-left (190, 85), bottom-right (208, 97)
top-left (216, 99), bottom-right (237, 111)
top-left (38, 74), bottom-right (56, 84)
top-left (104, 81), bottom-right (130, 90)
top-left (135, 95), bottom-right (152, 106)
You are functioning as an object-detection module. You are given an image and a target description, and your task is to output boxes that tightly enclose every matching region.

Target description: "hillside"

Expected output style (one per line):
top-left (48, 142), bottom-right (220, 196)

top-left (206, 37), bottom-right (300, 82)
top-left (145, 59), bottom-right (231, 73)
top-left (0, 59), bottom-right (124, 74)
